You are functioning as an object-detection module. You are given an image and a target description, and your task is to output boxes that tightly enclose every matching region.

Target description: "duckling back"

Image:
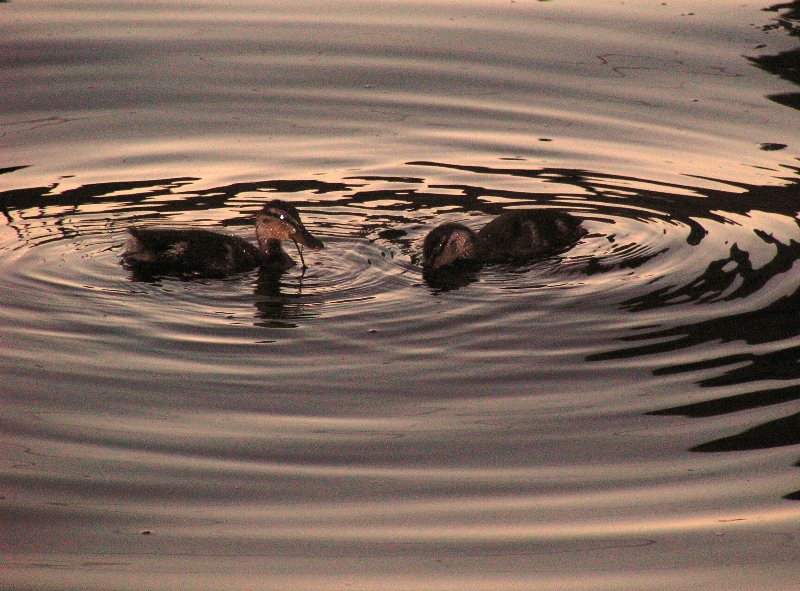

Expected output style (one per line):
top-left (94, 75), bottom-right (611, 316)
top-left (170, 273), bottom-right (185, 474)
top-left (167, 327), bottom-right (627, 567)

top-left (477, 210), bottom-right (583, 261)
top-left (124, 227), bottom-right (265, 278)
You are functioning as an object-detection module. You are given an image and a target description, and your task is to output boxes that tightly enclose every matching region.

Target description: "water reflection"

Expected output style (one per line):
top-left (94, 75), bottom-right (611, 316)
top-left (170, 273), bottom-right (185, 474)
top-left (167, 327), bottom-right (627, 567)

top-left (423, 263), bottom-right (481, 292)
top-left (750, 1), bottom-right (800, 111)
top-left (253, 268), bottom-right (312, 325)
top-left (594, 0), bottom-right (800, 500)
top-left (577, 171), bottom-right (800, 498)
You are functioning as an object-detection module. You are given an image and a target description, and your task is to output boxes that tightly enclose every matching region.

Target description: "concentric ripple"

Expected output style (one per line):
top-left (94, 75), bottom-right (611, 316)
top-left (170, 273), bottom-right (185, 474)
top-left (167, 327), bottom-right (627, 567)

top-left (3, 164), bottom-right (800, 408)
top-left (5, 165), bottom-right (800, 591)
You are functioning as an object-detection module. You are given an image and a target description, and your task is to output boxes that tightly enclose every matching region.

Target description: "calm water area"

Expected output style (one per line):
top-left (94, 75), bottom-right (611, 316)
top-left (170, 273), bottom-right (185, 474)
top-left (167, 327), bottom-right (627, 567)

top-left (2, 1), bottom-right (800, 589)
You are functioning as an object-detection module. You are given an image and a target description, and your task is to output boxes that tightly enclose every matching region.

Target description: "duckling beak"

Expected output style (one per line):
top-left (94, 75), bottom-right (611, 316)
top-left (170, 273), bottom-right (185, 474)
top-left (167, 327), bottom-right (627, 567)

top-left (288, 224), bottom-right (324, 273)
top-left (291, 225), bottom-right (325, 250)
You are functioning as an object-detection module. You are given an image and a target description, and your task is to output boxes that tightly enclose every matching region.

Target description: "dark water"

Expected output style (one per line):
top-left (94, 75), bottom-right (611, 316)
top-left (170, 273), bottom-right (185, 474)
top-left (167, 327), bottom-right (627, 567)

top-left (2, 1), bottom-right (800, 589)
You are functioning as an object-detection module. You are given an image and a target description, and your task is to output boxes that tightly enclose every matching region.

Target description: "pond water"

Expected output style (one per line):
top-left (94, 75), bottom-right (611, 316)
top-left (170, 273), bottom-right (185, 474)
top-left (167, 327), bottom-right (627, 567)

top-left (2, 1), bottom-right (800, 589)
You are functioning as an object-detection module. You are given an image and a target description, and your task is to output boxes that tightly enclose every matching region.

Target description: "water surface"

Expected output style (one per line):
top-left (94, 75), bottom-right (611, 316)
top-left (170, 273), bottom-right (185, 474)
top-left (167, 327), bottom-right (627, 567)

top-left (2, 1), bottom-right (800, 590)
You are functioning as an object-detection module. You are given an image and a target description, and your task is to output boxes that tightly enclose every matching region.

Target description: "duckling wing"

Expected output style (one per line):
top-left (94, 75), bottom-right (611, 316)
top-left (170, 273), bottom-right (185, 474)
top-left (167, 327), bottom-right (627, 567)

top-left (124, 228), bottom-right (263, 277)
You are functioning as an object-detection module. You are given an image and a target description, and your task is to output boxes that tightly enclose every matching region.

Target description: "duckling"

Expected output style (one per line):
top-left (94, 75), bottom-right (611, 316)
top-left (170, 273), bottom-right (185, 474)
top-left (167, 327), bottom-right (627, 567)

top-left (123, 200), bottom-right (324, 278)
top-left (422, 210), bottom-right (583, 272)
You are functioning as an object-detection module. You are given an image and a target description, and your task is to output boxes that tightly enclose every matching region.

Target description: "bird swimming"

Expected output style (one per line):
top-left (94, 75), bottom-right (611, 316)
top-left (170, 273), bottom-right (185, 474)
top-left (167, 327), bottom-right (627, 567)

top-left (422, 209), bottom-right (583, 273)
top-left (123, 200), bottom-right (324, 278)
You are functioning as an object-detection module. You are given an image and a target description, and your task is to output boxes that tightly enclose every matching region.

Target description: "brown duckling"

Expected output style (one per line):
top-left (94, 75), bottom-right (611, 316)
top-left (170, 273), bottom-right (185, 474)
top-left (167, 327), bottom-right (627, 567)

top-left (423, 209), bottom-right (583, 273)
top-left (124, 200), bottom-right (324, 278)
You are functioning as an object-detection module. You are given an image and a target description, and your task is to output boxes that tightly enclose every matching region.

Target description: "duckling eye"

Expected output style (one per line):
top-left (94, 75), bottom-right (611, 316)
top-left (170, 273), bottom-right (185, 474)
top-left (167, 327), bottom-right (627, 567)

top-left (279, 214), bottom-right (285, 220)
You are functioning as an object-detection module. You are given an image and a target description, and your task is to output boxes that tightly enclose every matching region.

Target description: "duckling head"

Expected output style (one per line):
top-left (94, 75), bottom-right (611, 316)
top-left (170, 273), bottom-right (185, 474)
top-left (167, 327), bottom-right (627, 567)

top-left (255, 200), bottom-right (325, 251)
top-left (255, 200), bottom-right (324, 270)
top-left (422, 222), bottom-right (479, 272)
